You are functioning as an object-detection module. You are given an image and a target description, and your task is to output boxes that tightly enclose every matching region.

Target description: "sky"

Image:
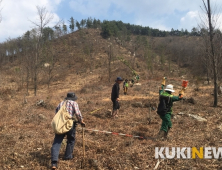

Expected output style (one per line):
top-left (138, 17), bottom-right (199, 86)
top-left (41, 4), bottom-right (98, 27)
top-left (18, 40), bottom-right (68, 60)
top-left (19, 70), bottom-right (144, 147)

top-left (0, 0), bottom-right (222, 42)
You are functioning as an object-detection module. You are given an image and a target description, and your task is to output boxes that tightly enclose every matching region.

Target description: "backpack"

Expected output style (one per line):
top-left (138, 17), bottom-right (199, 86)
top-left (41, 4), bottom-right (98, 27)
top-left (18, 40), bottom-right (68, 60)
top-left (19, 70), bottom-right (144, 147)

top-left (51, 100), bottom-right (75, 134)
top-left (157, 95), bottom-right (172, 116)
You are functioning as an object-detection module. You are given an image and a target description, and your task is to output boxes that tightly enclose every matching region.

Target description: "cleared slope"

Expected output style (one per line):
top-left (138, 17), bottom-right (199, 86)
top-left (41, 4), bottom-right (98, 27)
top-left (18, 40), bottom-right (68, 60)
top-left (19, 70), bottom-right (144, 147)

top-left (0, 29), bottom-right (221, 169)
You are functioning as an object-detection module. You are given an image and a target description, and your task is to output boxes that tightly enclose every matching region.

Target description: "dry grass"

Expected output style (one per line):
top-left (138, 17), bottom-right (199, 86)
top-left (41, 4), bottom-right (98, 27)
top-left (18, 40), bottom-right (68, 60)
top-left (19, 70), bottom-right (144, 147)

top-left (0, 73), bottom-right (222, 170)
top-left (0, 30), bottom-right (221, 169)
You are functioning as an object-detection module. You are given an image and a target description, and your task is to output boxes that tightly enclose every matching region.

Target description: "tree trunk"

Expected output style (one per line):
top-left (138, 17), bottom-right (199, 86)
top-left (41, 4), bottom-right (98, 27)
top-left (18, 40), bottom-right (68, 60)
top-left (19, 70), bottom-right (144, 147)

top-left (212, 58), bottom-right (218, 106)
top-left (26, 68), bottom-right (29, 94)
top-left (108, 45), bottom-right (112, 82)
top-left (48, 67), bottom-right (50, 89)
top-left (34, 66), bottom-right (37, 96)
top-left (169, 55), bottom-right (171, 75)
top-left (207, 68), bottom-right (210, 84)
top-left (34, 44), bottom-right (38, 96)
top-left (207, 0), bottom-right (218, 106)
top-left (90, 52), bottom-right (92, 72)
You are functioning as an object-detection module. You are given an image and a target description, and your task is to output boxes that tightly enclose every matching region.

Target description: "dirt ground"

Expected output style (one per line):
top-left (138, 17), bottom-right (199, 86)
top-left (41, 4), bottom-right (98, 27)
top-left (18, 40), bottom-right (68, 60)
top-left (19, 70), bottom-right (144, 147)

top-left (0, 30), bottom-right (222, 170)
top-left (1, 67), bottom-right (222, 170)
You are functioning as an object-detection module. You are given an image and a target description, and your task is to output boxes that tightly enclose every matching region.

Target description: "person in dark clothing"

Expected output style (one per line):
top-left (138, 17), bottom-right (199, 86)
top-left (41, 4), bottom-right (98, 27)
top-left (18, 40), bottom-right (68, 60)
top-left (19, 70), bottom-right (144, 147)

top-left (111, 77), bottom-right (123, 118)
top-left (130, 79), bottom-right (135, 87)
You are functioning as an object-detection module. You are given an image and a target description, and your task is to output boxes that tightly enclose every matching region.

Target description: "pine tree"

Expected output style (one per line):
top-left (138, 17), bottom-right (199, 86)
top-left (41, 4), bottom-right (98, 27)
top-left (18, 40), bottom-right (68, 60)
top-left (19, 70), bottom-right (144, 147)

top-left (76, 21), bottom-right (81, 30)
top-left (69, 17), bottom-right (75, 32)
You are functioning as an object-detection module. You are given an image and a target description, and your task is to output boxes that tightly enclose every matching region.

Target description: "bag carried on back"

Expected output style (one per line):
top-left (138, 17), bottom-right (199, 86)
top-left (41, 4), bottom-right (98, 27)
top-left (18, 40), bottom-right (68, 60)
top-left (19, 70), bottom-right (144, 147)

top-left (51, 100), bottom-right (75, 134)
top-left (157, 95), bottom-right (172, 116)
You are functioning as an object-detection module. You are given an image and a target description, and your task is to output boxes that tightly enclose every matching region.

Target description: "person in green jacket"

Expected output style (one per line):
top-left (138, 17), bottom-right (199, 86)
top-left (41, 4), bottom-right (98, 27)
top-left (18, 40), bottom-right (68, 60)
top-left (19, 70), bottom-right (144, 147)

top-left (136, 74), bottom-right (140, 83)
top-left (123, 79), bottom-right (129, 95)
top-left (157, 78), bottom-right (183, 139)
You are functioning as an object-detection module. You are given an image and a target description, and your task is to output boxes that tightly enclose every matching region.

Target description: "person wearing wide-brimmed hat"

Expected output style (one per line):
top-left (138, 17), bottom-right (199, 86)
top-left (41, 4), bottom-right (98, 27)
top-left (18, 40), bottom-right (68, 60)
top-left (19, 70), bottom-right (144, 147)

top-left (51, 92), bottom-right (85, 170)
top-left (157, 78), bottom-right (183, 140)
top-left (111, 77), bottom-right (123, 118)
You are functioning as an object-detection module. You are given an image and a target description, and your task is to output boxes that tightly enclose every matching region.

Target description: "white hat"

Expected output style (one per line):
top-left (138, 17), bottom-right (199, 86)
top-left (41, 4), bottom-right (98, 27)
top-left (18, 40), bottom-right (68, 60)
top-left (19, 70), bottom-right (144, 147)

top-left (165, 84), bottom-right (175, 93)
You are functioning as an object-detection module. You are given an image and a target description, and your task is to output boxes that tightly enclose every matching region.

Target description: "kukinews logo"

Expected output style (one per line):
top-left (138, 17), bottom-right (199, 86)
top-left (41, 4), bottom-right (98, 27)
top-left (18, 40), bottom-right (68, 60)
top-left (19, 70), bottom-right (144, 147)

top-left (155, 147), bottom-right (222, 159)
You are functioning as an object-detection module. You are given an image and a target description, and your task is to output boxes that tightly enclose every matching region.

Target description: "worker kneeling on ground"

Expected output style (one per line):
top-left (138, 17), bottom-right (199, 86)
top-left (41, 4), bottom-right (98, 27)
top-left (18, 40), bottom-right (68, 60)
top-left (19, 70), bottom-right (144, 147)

top-left (156, 77), bottom-right (184, 140)
top-left (130, 79), bottom-right (135, 87)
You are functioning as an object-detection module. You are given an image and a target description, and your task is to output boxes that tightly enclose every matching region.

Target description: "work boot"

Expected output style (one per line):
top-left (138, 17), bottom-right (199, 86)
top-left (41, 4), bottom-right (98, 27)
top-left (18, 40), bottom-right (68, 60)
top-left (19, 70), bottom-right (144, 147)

top-left (51, 161), bottom-right (57, 170)
top-left (156, 130), bottom-right (166, 140)
top-left (51, 164), bottom-right (57, 170)
top-left (165, 128), bottom-right (171, 140)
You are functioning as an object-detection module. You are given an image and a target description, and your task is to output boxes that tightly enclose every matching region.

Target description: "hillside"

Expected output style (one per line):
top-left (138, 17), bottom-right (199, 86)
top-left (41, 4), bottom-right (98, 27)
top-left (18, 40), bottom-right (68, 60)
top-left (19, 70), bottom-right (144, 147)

top-left (0, 29), bottom-right (222, 170)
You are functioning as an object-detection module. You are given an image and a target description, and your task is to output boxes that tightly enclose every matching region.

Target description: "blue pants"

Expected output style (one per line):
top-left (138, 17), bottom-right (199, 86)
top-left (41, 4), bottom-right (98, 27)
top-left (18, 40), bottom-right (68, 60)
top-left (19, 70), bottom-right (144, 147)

top-left (51, 122), bottom-right (77, 163)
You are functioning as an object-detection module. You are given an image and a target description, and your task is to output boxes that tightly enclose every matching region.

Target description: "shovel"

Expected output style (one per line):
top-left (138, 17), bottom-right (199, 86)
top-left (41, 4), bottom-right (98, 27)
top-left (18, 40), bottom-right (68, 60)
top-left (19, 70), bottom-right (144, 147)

top-left (82, 127), bottom-right (85, 157)
top-left (81, 126), bottom-right (86, 169)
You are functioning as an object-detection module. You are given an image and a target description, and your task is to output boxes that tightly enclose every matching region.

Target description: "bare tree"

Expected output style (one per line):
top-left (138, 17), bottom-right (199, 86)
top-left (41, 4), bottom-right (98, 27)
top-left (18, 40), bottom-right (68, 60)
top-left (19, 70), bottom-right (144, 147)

top-left (199, 28), bottom-right (212, 84)
top-left (201, 0), bottom-right (220, 106)
top-left (107, 45), bottom-right (113, 82)
top-left (42, 42), bottom-right (57, 88)
top-left (132, 36), bottom-right (142, 69)
top-left (29, 6), bottom-right (54, 96)
top-left (84, 40), bottom-right (94, 72)
top-left (19, 30), bottom-right (36, 94)
top-left (106, 44), bottom-right (115, 82)
top-left (144, 37), bottom-right (155, 76)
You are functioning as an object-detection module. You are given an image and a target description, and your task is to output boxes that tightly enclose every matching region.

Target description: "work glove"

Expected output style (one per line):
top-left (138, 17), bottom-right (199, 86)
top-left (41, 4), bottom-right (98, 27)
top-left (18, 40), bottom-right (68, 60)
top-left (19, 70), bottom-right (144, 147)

top-left (81, 122), bottom-right (86, 127)
top-left (179, 94), bottom-right (183, 99)
top-left (80, 121), bottom-right (86, 127)
top-left (161, 77), bottom-right (167, 86)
